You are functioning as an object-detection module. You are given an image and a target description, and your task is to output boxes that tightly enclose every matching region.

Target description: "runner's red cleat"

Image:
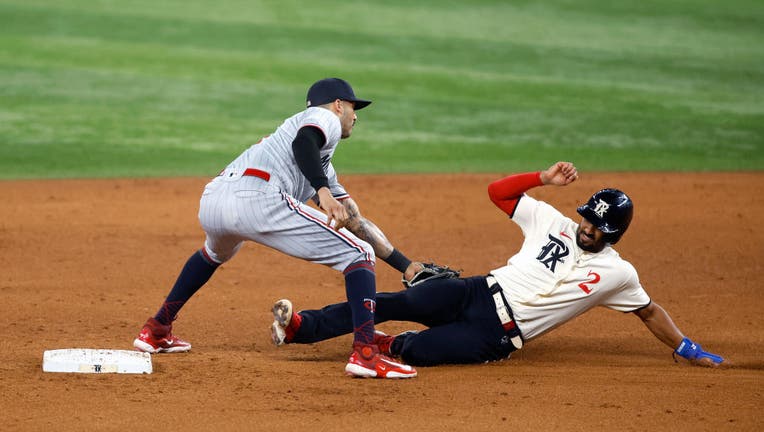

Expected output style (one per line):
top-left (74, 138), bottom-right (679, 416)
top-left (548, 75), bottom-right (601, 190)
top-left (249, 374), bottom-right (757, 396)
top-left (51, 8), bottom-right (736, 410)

top-left (271, 299), bottom-right (302, 346)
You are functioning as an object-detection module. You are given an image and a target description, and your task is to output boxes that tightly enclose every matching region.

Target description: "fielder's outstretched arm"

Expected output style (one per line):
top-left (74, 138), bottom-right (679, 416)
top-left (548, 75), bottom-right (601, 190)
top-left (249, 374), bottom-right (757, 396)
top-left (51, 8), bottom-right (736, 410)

top-left (634, 302), bottom-right (725, 367)
top-left (291, 126), bottom-right (419, 277)
top-left (340, 197), bottom-right (423, 279)
top-left (340, 197), bottom-right (393, 256)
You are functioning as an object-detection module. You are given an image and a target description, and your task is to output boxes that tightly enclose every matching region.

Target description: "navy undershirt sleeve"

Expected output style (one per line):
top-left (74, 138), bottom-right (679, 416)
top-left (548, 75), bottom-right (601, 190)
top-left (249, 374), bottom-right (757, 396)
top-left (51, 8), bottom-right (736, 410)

top-left (292, 126), bottom-right (330, 191)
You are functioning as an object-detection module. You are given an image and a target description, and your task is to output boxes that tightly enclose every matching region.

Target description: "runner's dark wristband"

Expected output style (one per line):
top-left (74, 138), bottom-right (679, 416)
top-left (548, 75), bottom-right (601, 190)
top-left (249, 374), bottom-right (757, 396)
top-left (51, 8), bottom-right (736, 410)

top-left (382, 249), bottom-right (412, 273)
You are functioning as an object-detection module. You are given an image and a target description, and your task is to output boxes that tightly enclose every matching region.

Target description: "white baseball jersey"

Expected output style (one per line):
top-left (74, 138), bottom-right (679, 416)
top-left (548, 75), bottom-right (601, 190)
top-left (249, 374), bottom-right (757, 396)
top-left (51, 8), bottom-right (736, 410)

top-left (490, 195), bottom-right (651, 341)
top-left (196, 106), bottom-right (373, 270)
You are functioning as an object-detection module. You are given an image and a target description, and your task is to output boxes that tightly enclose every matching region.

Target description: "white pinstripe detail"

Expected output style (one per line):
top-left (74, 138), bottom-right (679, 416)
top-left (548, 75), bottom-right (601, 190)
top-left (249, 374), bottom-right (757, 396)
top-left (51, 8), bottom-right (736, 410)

top-left (281, 192), bottom-right (373, 262)
top-left (196, 107), bottom-right (373, 270)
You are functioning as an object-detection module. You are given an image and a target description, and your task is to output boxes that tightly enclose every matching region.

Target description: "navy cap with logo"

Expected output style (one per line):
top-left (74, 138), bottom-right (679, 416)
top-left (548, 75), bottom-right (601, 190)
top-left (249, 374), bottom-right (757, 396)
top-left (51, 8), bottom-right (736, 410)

top-left (306, 78), bottom-right (372, 110)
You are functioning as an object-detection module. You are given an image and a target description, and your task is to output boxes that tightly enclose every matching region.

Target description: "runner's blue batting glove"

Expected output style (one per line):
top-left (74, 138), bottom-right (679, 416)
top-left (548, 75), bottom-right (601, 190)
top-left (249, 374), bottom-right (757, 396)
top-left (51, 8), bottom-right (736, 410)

top-left (673, 337), bottom-right (724, 367)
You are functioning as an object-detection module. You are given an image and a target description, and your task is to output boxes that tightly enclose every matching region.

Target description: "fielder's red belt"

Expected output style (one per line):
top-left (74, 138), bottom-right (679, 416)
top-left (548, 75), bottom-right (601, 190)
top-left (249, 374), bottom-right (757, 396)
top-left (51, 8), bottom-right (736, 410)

top-left (242, 168), bottom-right (270, 181)
top-left (218, 168), bottom-right (271, 182)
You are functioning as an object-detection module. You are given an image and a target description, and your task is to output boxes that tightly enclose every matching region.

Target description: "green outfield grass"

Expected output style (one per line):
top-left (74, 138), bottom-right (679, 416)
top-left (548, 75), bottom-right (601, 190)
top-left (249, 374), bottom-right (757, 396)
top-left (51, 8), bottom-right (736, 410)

top-left (0, 0), bottom-right (762, 178)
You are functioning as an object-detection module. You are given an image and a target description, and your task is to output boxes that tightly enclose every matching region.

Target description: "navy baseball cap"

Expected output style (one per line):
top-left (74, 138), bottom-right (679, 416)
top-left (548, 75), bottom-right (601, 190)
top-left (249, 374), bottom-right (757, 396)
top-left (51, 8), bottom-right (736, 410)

top-left (306, 78), bottom-right (372, 110)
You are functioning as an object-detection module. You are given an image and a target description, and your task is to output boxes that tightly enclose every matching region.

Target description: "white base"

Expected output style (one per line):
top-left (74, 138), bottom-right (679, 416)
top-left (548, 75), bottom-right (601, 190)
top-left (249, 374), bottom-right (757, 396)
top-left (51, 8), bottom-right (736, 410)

top-left (42, 349), bottom-right (153, 374)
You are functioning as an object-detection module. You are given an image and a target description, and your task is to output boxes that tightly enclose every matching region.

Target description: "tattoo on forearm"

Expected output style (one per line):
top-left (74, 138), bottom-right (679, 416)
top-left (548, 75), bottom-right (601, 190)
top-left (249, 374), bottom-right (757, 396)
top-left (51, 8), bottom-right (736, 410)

top-left (356, 219), bottom-right (393, 257)
top-left (343, 200), bottom-right (393, 257)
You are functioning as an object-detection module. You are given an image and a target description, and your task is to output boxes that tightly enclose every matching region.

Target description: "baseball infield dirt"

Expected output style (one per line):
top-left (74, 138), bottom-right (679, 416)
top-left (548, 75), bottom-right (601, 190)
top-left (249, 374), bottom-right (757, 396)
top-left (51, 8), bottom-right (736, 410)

top-left (1, 173), bottom-right (762, 431)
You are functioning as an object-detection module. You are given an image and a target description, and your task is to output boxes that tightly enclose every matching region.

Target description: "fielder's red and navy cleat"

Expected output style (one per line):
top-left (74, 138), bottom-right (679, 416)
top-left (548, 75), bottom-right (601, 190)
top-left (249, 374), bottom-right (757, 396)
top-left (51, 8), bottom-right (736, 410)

top-left (345, 342), bottom-right (417, 379)
top-left (133, 317), bottom-right (191, 353)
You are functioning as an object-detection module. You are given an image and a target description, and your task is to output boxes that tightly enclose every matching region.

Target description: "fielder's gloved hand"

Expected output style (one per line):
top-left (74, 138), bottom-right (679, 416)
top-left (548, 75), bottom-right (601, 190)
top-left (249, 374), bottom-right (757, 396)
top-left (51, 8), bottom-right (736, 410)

top-left (673, 337), bottom-right (724, 367)
top-left (402, 263), bottom-right (461, 289)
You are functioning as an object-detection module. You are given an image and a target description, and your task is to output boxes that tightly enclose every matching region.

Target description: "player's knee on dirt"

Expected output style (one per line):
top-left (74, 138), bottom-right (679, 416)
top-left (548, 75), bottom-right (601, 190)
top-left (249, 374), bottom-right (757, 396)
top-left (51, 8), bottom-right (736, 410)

top-left (395, 333), bottom-right (438, 367)
top-left (398, 344), bottom-right (432, 367)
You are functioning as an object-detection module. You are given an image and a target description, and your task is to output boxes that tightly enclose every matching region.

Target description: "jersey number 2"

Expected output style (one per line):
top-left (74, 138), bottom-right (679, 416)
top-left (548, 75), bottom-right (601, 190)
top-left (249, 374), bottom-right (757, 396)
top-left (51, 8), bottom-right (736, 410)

top-left (578, 270), bottom-right (600, 294)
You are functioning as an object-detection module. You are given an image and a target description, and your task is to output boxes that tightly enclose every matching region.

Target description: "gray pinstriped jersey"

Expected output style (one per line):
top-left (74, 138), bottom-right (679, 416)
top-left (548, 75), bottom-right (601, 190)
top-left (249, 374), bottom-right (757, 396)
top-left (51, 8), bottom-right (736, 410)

top-left (197, 105), bottom-right (371, 268)
top-left (223, 106), bottom-right (348, 202)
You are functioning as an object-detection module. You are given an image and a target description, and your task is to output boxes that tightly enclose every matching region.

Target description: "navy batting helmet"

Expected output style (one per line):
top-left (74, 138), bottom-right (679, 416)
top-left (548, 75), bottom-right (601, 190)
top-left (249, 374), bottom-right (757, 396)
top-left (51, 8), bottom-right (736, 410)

top-left (576, 188), bottom-right (633, 244)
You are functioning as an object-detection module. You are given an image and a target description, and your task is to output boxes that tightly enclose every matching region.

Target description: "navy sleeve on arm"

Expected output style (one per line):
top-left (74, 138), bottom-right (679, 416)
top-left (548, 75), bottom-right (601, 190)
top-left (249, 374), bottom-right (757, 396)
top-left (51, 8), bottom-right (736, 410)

top-left (292, 126), bottom-right (330, 191)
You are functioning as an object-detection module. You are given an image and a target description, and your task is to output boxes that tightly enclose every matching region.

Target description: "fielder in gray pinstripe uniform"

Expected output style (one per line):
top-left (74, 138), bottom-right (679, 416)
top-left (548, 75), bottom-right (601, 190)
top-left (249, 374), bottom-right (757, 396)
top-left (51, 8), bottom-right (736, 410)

top-left (133, 78), bottom-right (420, 378)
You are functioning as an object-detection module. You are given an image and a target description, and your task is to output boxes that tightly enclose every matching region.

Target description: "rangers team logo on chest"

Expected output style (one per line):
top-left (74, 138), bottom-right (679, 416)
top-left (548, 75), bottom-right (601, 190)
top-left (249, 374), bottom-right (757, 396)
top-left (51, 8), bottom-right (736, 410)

top-left (536, 234), bottom-right (569, 272)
